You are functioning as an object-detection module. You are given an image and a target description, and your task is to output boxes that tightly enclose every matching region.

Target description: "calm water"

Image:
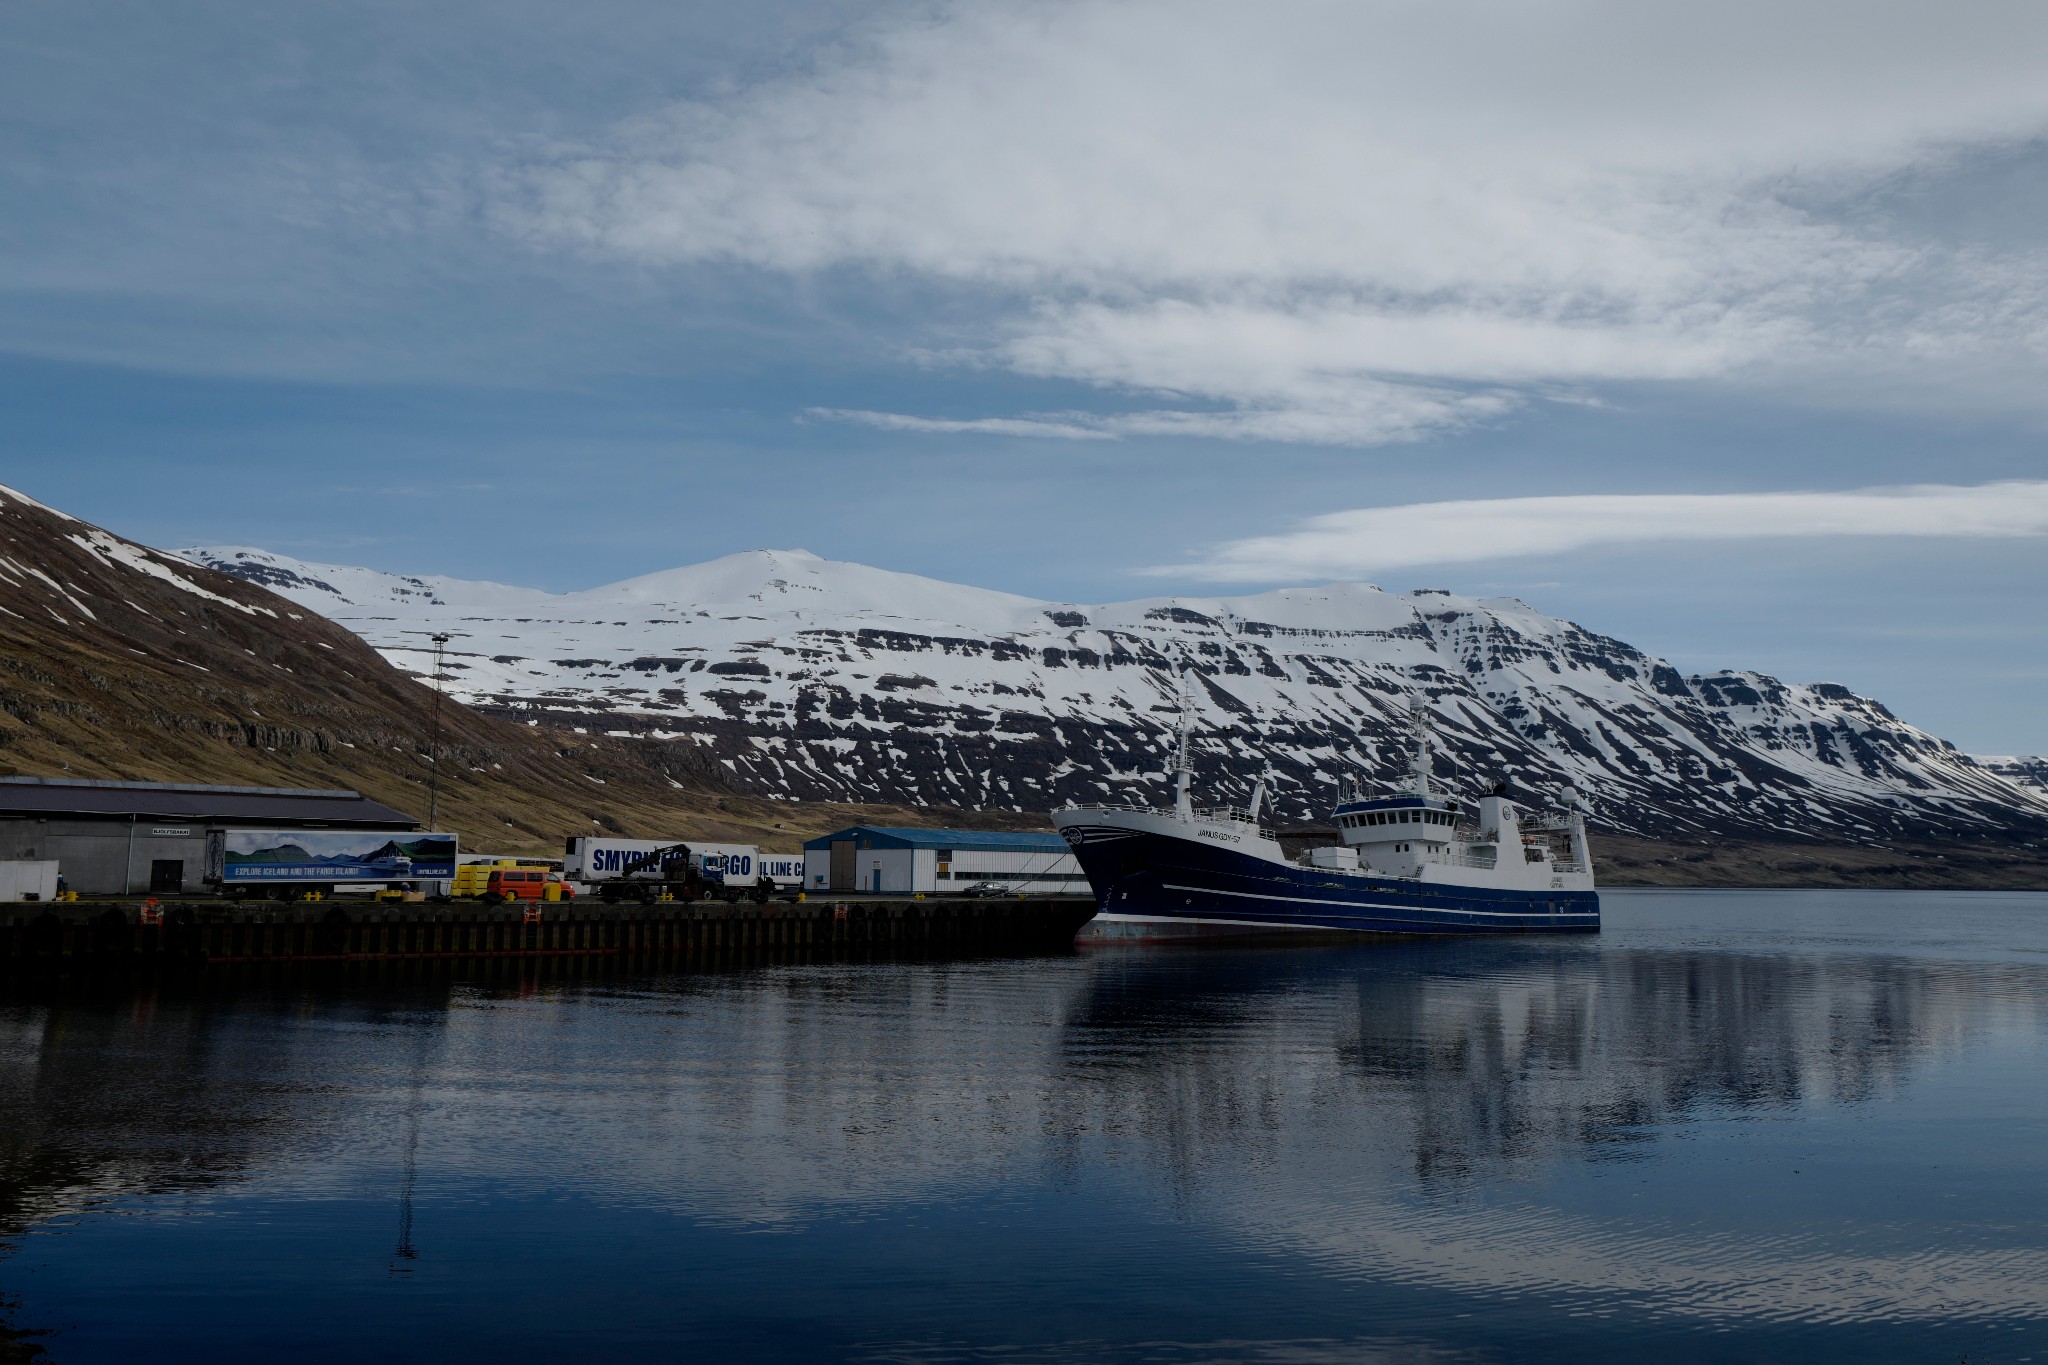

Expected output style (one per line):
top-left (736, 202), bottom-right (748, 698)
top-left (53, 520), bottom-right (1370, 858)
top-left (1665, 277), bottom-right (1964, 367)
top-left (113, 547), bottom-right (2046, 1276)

top-left (3, 890), bottom-right (2046, 1363)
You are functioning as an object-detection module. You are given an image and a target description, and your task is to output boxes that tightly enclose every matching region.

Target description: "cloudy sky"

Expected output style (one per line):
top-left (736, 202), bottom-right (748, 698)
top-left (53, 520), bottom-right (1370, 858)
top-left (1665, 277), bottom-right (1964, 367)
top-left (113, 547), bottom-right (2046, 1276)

top-left (5, 0), bottom-right (2047, 750)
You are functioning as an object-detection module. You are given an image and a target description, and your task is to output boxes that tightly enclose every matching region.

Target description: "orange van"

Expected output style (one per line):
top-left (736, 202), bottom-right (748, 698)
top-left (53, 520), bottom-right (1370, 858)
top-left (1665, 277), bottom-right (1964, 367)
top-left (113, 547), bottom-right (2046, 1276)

top-left (485, 869), bottom-right (575, 903)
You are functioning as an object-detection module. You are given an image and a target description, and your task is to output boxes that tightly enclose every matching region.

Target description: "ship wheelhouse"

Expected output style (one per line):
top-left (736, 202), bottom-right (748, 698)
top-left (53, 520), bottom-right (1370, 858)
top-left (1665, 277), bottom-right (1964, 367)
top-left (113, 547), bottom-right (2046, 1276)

top-left (1333, 796), bottom-right (1463, 849)
top-left (1321, 794), bottom-right (1473, 875)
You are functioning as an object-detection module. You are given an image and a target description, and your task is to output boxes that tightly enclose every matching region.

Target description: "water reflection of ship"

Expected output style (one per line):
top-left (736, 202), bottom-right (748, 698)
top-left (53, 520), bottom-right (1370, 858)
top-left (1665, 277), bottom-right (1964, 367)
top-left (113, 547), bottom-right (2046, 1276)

top-left (1052, 941), bottom-right (2036, 1183)
top-left (1065, 943), bottom-right (2048, 1322)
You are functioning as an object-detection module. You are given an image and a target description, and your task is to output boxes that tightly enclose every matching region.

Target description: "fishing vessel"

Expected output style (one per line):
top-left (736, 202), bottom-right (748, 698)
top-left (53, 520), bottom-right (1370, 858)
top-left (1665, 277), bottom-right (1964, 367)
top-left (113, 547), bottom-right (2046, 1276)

top-left (1053, 702), bottom-right (1598, 940)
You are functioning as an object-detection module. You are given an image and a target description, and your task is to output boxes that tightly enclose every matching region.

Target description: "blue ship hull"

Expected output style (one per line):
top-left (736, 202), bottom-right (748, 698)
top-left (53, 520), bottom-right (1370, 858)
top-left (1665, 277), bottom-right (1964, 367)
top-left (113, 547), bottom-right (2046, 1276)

top-left (1062, 823), bottom-right (1599, 936)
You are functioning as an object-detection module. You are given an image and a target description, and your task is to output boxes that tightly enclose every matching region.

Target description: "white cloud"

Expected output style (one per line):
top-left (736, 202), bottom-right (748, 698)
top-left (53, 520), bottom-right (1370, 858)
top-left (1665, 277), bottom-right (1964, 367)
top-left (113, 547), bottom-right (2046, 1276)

top-left (811, 379), bottom-right (1516, 445)
top-left (499, 0), bottom-right (2048, 445)
top-left (1152, 480), bottom-right (2048, 581)
top-left (806, 408), bottom-right (1116, 441)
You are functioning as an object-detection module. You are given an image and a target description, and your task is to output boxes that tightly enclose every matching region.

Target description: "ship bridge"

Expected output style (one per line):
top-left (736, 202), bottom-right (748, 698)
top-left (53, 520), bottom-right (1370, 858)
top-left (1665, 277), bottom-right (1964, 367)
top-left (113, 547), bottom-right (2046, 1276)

top-left (1333, 795), bottom-right (1463, 833)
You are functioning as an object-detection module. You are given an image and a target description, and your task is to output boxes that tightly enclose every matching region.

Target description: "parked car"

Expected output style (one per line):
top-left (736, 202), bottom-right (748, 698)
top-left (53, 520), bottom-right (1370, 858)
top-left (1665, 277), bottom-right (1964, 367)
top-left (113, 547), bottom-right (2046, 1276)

top-left (958, 881), bottom-right (1014, 897)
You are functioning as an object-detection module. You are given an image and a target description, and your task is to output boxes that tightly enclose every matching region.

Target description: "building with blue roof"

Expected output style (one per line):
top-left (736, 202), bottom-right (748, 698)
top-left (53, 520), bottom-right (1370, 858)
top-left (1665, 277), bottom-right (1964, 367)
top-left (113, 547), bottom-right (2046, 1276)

top-left (800, 826), bottom-right (1086, 895)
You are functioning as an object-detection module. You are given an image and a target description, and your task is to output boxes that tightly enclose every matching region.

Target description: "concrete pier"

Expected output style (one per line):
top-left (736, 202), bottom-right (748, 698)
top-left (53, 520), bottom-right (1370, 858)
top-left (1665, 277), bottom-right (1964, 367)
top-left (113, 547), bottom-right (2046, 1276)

top-left (0, 896), bottom-right (1098, 974)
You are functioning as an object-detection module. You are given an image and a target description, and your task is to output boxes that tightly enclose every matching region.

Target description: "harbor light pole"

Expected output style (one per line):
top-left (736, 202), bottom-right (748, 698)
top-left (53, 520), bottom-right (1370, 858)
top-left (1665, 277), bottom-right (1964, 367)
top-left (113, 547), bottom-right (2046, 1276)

top-left (426, 632), bottom-right (450, 830)
top-left (402, 629), bottom-right (465, 830)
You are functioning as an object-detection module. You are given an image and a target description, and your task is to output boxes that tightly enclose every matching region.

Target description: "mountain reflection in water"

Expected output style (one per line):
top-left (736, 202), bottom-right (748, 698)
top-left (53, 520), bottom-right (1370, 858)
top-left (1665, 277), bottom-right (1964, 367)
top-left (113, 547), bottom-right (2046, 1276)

top-left (2, 890), bottom-right (2045, 1364)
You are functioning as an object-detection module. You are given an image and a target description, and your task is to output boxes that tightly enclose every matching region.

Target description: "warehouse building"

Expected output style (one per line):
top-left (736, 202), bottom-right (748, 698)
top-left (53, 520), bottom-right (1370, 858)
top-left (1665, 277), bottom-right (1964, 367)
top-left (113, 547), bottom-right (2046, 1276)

top-left (802, 826), bottom-right (1088, 896)
top-left (0, 777), bottom-right (417, 895)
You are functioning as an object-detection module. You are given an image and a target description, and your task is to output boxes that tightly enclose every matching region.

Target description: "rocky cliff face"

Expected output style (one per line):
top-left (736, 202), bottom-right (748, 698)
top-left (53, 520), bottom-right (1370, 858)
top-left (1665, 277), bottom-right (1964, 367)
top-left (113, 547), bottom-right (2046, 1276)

top-left (181, 544), bottom-right (2048, 845)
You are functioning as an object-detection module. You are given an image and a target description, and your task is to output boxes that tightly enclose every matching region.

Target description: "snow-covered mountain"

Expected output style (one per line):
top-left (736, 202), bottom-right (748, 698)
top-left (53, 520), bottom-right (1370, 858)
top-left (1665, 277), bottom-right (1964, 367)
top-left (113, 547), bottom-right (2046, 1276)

top-left (180, 544), bottom-right (2048, 842)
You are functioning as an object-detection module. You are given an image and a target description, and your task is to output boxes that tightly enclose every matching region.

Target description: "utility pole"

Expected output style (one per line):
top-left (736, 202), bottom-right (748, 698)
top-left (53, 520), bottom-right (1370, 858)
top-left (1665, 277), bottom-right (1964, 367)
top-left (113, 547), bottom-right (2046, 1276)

top-left (402, 629), bottom-right (466, 830)
top-left (426, 632), bottom-right (449, 830)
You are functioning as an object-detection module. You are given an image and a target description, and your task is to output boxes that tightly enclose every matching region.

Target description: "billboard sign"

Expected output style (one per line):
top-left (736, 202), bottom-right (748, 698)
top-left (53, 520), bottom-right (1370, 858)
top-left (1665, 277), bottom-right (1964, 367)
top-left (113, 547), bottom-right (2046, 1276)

top-left (214, 829), bottom-right (459, 883)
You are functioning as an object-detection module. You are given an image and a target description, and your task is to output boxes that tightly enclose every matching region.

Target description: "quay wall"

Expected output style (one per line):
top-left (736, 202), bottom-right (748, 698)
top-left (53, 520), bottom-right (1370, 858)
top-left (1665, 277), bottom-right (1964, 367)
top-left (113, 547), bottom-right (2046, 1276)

top-left (0, 897), bottom-right (1098, 974)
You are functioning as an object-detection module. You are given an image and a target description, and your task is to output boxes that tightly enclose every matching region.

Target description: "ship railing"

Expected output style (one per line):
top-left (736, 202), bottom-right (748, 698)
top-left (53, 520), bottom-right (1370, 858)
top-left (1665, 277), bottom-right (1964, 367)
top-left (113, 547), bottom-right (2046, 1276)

top-left (1055, 799), bottom-right (1267, 829)
top-left (1191, 803), bottom-right (1264, 825)
top-left (1522, 815), bottom-right (1582, 833)
top-left (1435, 851), bottom-right (1496, 871)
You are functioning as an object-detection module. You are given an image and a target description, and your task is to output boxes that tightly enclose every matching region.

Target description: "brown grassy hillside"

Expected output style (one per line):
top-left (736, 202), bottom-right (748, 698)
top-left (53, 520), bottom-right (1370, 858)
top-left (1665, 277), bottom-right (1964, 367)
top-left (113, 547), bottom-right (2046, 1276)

top-left (1592, 832), bottom-right (2048, 890)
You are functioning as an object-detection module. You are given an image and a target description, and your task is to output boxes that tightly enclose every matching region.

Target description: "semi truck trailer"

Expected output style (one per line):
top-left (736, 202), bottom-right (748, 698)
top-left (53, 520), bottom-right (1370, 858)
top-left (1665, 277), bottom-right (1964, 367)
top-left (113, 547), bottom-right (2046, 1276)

top-left (564, 837), bottom-right (795, 901)
top-left (205, 829), bottom-right (459, 899)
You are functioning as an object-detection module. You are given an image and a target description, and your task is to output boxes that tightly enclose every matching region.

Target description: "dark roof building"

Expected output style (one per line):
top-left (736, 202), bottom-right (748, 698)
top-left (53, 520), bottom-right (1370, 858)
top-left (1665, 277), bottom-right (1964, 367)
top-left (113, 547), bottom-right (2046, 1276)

top-left (0, 777), bottom-right (419, 896)
top-left (800, 826), bottom-right (1066, 853)
top-left (0, 776), bottom-right (416, 827)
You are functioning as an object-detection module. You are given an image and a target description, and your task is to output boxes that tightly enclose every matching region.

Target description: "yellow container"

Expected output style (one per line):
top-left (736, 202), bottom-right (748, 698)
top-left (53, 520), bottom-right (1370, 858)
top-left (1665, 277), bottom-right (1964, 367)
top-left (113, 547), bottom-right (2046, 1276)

top-left (452, 858), bottom-right (541, 897)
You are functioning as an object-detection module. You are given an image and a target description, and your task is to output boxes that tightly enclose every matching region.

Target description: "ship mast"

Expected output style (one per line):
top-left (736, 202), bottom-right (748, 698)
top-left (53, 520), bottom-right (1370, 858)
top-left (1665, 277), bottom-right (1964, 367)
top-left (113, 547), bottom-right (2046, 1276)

top-left (1173, 655), bottom-right (1194, 819)
top-left (1410, 697), bottom-right (1432, 801)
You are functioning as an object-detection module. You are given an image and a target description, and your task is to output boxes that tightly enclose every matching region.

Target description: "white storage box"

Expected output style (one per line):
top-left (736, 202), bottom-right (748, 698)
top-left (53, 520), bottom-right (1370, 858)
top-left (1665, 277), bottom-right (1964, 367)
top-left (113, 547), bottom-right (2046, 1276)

top-left (0, 860), bottom-right (61, 902)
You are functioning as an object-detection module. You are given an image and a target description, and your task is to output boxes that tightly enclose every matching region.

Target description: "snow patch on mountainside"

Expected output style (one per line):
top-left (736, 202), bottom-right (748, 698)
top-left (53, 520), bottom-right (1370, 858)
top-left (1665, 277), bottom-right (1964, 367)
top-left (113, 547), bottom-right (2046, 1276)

top-left (0, 483), bottom-right (81, 523)
top-left (68, 528), bottom-right (274, 616)
top-left (179, 544), bottom-right (2048, 840)
top-left (1973, 755), bottom-right (2048, 797)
